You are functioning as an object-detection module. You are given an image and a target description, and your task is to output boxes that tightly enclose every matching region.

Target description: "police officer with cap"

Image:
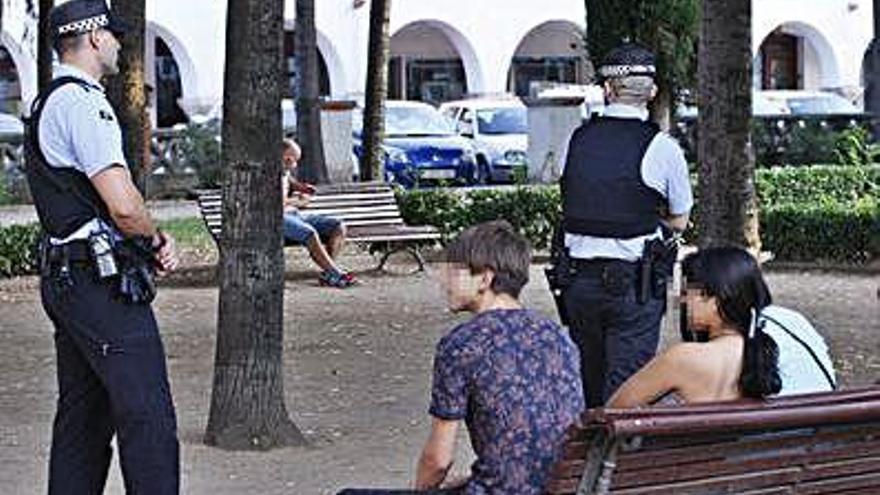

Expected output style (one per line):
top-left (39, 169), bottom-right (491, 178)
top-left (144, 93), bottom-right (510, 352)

top-left (558, 42), bottom-right (693, 407)
top-left (26, 1), bottom-right (180, 492)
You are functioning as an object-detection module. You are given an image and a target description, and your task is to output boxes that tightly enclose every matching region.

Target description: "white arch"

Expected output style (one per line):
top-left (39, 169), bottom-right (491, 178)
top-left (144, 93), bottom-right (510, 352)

top-left (146, 21), bottom-right (199, 103)
top-left (391, 19), bottom-right (486, 94)
top-left (283, 20), bottom-right (349, 98)
top-left (754, 21), bottom-right (842, 89)
top-left (504, 19), bottom-right (587, 93)
top-left (0, 29), bottom-right (36, 111)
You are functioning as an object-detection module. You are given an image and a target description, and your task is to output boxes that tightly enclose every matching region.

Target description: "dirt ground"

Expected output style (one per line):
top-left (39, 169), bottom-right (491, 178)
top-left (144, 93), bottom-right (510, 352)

top-left (0, 249), bottom-right (877, 495)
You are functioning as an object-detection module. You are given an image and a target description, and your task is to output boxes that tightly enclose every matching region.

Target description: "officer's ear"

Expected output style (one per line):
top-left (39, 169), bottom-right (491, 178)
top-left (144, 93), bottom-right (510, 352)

top-left (86, 30), bottom-right (102, 50)
top-left (649, 83), bottom-right (658, 102)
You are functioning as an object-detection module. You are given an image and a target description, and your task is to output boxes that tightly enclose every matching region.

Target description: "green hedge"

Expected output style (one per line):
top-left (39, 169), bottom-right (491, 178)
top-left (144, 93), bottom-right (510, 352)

top-left (756, 164), bottom-right (879, 208)
top-left (397, 165), bottom-right (880, 264)
top-left (761, 199), bottom-right (880, 264)
top-left (0, 223), bottom-right (40, 278)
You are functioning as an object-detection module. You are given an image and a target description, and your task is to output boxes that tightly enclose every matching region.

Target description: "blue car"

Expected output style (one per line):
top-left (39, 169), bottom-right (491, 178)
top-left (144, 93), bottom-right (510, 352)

top-left (353, 101), bottom-right (478, 188)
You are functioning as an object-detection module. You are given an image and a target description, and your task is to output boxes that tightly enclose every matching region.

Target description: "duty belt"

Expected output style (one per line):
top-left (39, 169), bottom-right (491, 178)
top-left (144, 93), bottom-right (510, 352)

top-left (569, 257), bottom-right (640, 276)
top-left (45, 240), bottom-right (92, 264)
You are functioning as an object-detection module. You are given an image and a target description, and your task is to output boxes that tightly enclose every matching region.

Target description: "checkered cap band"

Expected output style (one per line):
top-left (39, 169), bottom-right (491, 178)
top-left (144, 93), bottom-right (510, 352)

top-left (56, 14), bottom-right (109, 35)
top-left (599, 64), bottom-right (656, 79)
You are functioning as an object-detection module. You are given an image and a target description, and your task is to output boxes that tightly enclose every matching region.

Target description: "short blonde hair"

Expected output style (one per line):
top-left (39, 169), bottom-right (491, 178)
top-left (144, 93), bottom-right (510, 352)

top-left (605, 76), bottom-right (656, 106)
top-left (282, 138), bottom-right (301, 158)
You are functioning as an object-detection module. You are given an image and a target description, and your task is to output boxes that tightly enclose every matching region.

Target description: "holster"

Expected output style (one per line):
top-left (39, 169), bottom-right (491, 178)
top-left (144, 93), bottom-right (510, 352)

top-left (112, 237), bottom-right (157, 305)
top-left (637, 234), bottom-right (679, 304)
top-left (545, 225), bottom-right (573, 325)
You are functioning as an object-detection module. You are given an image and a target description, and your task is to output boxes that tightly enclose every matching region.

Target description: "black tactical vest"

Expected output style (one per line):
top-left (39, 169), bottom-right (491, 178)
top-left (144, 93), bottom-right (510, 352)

top-left (561, 116), bottom-right (665, 238)
top-left (24, 76), bottom-right (113, 239)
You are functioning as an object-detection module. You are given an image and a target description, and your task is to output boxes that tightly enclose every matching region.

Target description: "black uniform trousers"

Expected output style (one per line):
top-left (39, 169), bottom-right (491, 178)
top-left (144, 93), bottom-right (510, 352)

top-left (40, 263), bottom-right (179, 494)
top-left (562, 259), bottom-right (665, 408)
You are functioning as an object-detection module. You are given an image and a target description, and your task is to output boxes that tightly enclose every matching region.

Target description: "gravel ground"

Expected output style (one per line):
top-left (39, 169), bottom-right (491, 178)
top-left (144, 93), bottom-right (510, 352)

top-left (0, 250), bottom-right (877, 494)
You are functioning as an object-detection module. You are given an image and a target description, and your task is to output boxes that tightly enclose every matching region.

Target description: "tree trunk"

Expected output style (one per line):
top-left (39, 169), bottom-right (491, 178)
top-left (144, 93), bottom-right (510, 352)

top-left (696, 0), bottom-right (760, 251)
top-left (361, 0), bottom-right (392, 182)
top-left (204, 0), bottom-right (304, 451)
top-left (864, 0), bottom-right (880, 141)
top-left (295, 0), bottom-right (328, 184)
top-left (104, 0), bottom-right (148, 193)
top-left (38, 0), bottom-right (54, 93)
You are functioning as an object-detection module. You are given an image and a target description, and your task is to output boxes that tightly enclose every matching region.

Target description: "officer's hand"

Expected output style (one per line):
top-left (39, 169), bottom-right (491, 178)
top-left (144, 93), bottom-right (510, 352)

top-left (153, 231), bottom-right (179, 275)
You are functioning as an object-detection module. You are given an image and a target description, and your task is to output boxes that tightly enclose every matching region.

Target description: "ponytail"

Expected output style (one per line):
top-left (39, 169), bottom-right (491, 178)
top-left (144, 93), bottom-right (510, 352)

top-left (739, 310), bottom-right (782, 398)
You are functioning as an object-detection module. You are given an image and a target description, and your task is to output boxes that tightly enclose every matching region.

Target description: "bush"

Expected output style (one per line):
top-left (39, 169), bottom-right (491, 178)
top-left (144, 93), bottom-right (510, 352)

top-left (756, 164), bottom-right (879, 208)
top-left (397, 186), bottom-right (560, 249)
top-left (397, 166), bottom-right (880, 264)
top-left (0, 223), bottom-right (40, 277)
top-left (761, 199), bottom-right (879, 264)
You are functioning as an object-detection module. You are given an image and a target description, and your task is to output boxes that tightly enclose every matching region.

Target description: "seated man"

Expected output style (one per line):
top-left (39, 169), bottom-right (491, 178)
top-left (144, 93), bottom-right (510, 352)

top-left (338, 221), bottom-right (584, 494)
top-left (282, 138), bottom-right (355, 288)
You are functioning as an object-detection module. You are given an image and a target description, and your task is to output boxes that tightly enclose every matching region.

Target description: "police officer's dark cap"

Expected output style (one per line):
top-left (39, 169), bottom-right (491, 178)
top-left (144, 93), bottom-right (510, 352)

top-left (598, 42), bottom-right (657, 81)
top-left (49, 0), bottom-right (130, 40)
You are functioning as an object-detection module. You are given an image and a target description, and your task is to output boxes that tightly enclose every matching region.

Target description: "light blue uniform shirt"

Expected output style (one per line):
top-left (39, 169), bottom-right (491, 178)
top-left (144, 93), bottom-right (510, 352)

top-left (37, 64), bottom-right (127, 243)
top-left (562, 104), bottom-right (693, 261)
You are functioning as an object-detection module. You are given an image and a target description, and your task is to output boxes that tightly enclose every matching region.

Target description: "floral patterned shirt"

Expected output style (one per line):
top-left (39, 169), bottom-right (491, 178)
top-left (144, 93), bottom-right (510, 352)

top-left (429, 309), bottom-right (584, 494)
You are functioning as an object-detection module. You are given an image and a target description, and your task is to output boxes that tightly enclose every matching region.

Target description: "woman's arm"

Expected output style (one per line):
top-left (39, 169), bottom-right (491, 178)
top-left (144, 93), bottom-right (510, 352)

top-left (607, 344), bottom-right (697, 408)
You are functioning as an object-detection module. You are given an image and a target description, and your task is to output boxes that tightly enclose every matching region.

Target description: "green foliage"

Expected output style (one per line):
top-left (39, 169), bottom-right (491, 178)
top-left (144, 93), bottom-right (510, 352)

top-left (756, 164), bottom-right (879, 208)
top-left (0, 177), bottom-right (11, 206)
top-left (171, 123), bottom-right (223, 188)
top-left (761, 199), bottom-right (879, 264)
top-left (0, 223), bottom-right (40, 277)
top-left (396, 186), bottom-right (560, 249)
top-left (585, 0), bottom-right (700, 103)
top-left (398, 165), bottom-right (879, 264)
top-left (834, 126), bottom-right (876, 167)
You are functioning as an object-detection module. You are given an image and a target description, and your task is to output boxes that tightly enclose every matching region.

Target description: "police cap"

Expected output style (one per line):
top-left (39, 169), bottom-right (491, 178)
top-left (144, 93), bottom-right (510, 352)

top-left (598, 42), bottom-right (657, 81)
top-left (49, 0), bottom-right (130, 40)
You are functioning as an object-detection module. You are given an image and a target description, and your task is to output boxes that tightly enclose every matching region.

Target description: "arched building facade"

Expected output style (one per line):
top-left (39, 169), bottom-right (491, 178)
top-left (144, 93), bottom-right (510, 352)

top-left (0, 0), bottom-right (872, 125)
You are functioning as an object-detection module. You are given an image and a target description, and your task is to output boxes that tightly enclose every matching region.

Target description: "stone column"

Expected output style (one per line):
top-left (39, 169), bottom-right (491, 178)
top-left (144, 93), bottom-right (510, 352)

top-left (523, 96), bottom-right (585, 183)
top-left (320, 100), bottom-right (358, 183)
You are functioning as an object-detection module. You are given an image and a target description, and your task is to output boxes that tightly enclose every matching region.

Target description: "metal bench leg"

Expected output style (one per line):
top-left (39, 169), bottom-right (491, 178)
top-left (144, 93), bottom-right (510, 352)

top-left (408, 246), bottom-right (427, 272)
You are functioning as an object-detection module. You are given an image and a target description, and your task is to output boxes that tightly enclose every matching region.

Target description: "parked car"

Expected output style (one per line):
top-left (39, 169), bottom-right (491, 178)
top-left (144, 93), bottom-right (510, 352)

top-left (677, 92), bottom-right (790, 119)
top-left (0, 113), bottom-right (24, 141)
top-left (439, 97), bottom-right (528, 183)
top-left (193, 98), bottom-right (298, 131)
top-left (757, 90), bottom-right (861, 116)
top-left (353, 100), bottom-right (477, 188)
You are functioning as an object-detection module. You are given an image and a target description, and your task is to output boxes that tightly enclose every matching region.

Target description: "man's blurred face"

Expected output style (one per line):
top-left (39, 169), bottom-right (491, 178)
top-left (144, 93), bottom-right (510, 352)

top-left (282, 146), bottom-right (301, 172)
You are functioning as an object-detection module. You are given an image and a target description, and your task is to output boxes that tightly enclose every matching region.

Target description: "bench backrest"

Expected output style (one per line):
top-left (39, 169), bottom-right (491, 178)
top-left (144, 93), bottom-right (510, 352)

top-left (546, 387), bottom-right (880, 494)
top-left (195, 182), bottom-right (405, 242)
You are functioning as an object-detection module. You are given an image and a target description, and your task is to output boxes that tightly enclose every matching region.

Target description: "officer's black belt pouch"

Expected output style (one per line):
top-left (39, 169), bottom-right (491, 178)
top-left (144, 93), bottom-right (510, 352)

top-left (112, 237), bottom-right (157, 305)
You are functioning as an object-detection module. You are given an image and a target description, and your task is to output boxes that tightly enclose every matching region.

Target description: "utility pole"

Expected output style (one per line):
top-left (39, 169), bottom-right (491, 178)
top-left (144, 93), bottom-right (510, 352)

top-left (864, 0), bottom-right (880, 140)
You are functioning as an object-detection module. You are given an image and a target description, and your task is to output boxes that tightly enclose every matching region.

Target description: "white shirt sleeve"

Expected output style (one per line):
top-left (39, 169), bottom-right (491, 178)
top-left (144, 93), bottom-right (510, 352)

top-left (65, 91), bottom-right (128, 177)
top-left (641, 133), bottom-right (693, 215)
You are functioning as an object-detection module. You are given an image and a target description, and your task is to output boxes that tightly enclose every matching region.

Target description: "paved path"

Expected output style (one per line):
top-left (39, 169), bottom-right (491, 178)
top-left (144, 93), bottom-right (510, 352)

top-left (0, 259), bottom-right (877, 494)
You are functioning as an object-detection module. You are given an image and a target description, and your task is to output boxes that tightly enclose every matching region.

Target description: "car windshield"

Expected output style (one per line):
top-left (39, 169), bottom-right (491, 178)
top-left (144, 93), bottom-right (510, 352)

top-left (476, 107), bottom-right (527, 135)
top-left (786, 95), bottom-right (858, 115)
top-left (384, 106), bottom-right (454, 137)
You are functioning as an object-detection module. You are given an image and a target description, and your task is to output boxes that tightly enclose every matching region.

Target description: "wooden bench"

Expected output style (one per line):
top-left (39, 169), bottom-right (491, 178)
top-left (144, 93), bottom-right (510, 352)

top-left (545, 387), bottom-right (880, 494)
top-left (195, 182), bottom-right (441, 271)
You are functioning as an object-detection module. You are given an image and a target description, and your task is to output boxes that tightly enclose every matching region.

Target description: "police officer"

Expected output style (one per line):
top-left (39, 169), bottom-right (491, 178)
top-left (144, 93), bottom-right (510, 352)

top-left (26, 1), bottom-right (180, 492)
top-left (560, 43), bottom-right (693, 408)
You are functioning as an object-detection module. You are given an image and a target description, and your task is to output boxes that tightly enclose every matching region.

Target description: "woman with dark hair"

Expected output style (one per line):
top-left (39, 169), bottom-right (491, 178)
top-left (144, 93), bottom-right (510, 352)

top-left (608, 247), bottom-right (835, 407)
